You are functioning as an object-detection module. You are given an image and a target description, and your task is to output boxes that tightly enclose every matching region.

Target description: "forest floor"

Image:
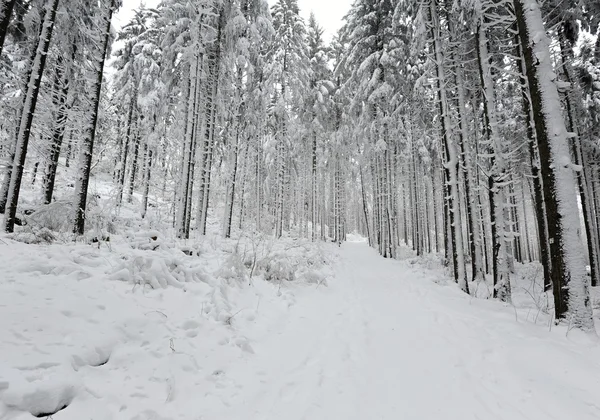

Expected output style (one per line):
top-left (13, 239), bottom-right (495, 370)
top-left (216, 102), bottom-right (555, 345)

top-left (2, 231), bottom-right (600, 420)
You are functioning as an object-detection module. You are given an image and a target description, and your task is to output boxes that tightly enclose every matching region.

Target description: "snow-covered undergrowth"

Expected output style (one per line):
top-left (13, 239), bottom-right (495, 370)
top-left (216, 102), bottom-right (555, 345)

top-left (0, 226), bottom-right (337, 419)
top-left (402, 246), bottom-right (600, 329)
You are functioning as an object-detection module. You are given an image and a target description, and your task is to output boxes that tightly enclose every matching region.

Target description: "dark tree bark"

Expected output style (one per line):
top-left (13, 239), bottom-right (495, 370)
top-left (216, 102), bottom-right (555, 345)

top-left (117, 100), bottom-right (134, 205)
top-left (428, 0), bottom-right (468, 292)
top-left (0, 5), bottom-right (47, 214)
top-left (515, 0), bottom-right (594, 329)
top-left (43, 43), bottom-right (76, 204)
top-left (141, 149), bottom-right (152, 219)
top-left (4, 0), bottom-right (60, 232)
top-left (515, 31), bottom-right (552, 290)
top-left (0, 0), bottom-right (17, 56)
top-left (197, 7), bottom-right (223, 236)
top-left (224, 123), bottom-right (242, 238)
top-left (73, 0), bottom-right (114, 235)
top-left (127, 132), bottom-right (140, 203)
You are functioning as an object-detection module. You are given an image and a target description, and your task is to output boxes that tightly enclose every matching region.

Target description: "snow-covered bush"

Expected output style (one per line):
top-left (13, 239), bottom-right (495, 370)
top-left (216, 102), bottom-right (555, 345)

top-left (259, 252), bottom-right (296, 282)
top-left (109, 249), bottom-right (211, 289)
top-left (26, 201), bottom-right (74, 232)
top-left (7, 227), bottom-right (56, 244)
top-left (216, 253), bottom-right (248, 284)
top-left (125, 230), bottom-right (162, 251)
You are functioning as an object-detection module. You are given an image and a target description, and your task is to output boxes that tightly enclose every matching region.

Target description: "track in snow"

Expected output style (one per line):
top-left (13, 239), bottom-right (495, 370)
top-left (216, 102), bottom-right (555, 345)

top-left (203, 240), bottom-right (600, 420)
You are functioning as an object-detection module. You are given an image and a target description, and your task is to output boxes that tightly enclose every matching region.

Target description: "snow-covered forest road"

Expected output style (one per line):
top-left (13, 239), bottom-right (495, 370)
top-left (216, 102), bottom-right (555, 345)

top-left (206, 241), bottom-right (600, 420)
top-left (2, 238), bottom-right (600, 420)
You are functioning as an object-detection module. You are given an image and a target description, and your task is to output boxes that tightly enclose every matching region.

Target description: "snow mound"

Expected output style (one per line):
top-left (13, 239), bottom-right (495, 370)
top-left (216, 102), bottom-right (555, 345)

top-left (109, 249), bottom-right (210, 289)
top-left (26, 201), bottom-right (75, 233)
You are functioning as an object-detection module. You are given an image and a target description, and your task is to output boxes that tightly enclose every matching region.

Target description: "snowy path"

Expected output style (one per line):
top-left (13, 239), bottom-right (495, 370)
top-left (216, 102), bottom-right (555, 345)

top-left (2, 240), bottom-right (600, 420)
top-left (205, 241), bottom-right (600, 420)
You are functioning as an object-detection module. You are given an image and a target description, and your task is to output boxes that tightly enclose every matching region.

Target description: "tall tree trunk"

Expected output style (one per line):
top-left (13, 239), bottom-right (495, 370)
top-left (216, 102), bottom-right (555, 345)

top-left (0, 0), bottom-right (16, 57)
top-left (198, 8), bottom-right (223, 236)
top-left (428, 0), bottom-right (468, 293)
top-left (1, 11), bottom-right (46, 212)
top-left (176, 56), bottom-right (199, 238)
top-left (476, 21), bottom-right (511, 301)
top-left (43, 44), bottom-right (75, 204)
top-left (275, 122), bottom-right (285, 238)
top-left (4, 0), bottom-right (60, 232)
top-left (515, 31), bottom-right (552, 290)
top-left (117, 100), bottom-right (134, 205)
top-left (237, 136), bottom-right (250, 230)
top-left (311, 129), bottom-right (318, 241)
top-left (359, 160), bottom-right (371, 246)
top-left (73, 0), bottom-right (114, 235)
top-left (515, 0), bottom-right (594, 330)
top-left (445, 0), bottom-right (481, 282)
top-left (558, 29), bottom-right (600, 288)
top-left (141, 149), bottom-right (152, 219)
top-left (224, 125), bottom-right (241, 239)
top-left (127, 131), bottom-right (140, 203)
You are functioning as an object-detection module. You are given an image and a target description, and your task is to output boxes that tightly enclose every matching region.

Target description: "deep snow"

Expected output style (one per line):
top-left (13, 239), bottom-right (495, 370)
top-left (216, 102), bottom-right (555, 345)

top-left (1, 236), bottom-right (600, 420)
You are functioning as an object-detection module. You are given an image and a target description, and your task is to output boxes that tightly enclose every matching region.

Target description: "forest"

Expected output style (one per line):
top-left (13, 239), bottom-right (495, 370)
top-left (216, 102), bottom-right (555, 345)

top-left (1, 0), bottom-right (600, 334)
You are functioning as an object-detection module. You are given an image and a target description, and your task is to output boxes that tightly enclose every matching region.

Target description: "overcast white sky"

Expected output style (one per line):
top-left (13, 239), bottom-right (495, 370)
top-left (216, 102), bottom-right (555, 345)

top-left (115, 0), bottom-right (352, 42)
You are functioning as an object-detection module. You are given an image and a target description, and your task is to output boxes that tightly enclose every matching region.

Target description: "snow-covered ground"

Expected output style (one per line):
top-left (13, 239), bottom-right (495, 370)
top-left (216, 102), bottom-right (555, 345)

top-left (2, 235), bottom-right (600, 420)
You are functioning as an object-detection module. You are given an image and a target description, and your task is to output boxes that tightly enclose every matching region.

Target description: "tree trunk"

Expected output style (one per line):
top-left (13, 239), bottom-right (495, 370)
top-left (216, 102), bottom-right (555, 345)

top-left (312, 130), bottom-right (318, 241)
top-left (73, 0), bottom-right (114, 235)
top-left (515, 0), bottom-right (594, 330)
top-left (127, 131), bottom-right (140, 203)
top-left (141, 149), bottom-right (152, 219)
top-left (428, 0), bottom-right (468, 293)
top-left (558, 29), bottom-right (600, 288)
top-left (515, 31), bottom-right (552, 290)
top-left (43, 44), bottom-right (75, 204)
top-left (224, 126), bottom-right (241, 238)
top-left (0, 0), bottom-right (16, 57)
top-left (176, 58), bottom-right (198, 238)
top-left (445, 1), bottom-right (481, 282)
top-left (198, 9), bottom-right (223, 236)
top-left (117, 100), bottom-right (134, 205)
top-left (476, 21), bottom-right (511, 302)
top-left (4, 0), bottom-right (60, 232)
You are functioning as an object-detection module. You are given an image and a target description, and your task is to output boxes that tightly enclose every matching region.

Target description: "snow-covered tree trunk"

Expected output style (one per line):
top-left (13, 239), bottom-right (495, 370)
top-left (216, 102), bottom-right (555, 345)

top-left (237, 138), bottom-right (251, 230)
top-left (557, 30), bottom-right (600, 288)
top-left (224, 121), bottom-right (241, 239)
top-left (255, 132), bottom-right (263, 231)
top-left (43, 45), bottom-right (75, 204)
top-left (0, 0), bottom-right (16, 56)
top-left (73, 0), bottom-right (114, 235)
top-left (0, 131), bottom-right (16, 214)
top-left (141, 149), bottom-right (152, 219)
top-left (176, 57), bottom-right (199, 239)
top-left (117, 101), bottom-right (134, 205)
top-left (456, 72), bottom-right (481, 281)
top-left (4, 0), bottom-right (60, 233)
top-left (476, 21), bottom-right (511, 302)
top-left (514, 31), bottom-right (551, 289)
top-left (127, 131), bottom-right (140, 203)
top-left (514, 0), bottom-right (594, 330)
top-left (274, 122), bottom-right (286, 238)
top-left (520, 181), bottom-right (533, 262)
top-left (197, 12), bottom-right (223, 236)
top-left (311, 130), bottom-right (318, 241)
top-left (444, 1), bottom-right (481, 282)
top-left (428, 0), bottom-right (468, 292)
top-left (359, 158), bottom-right (371, 246)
